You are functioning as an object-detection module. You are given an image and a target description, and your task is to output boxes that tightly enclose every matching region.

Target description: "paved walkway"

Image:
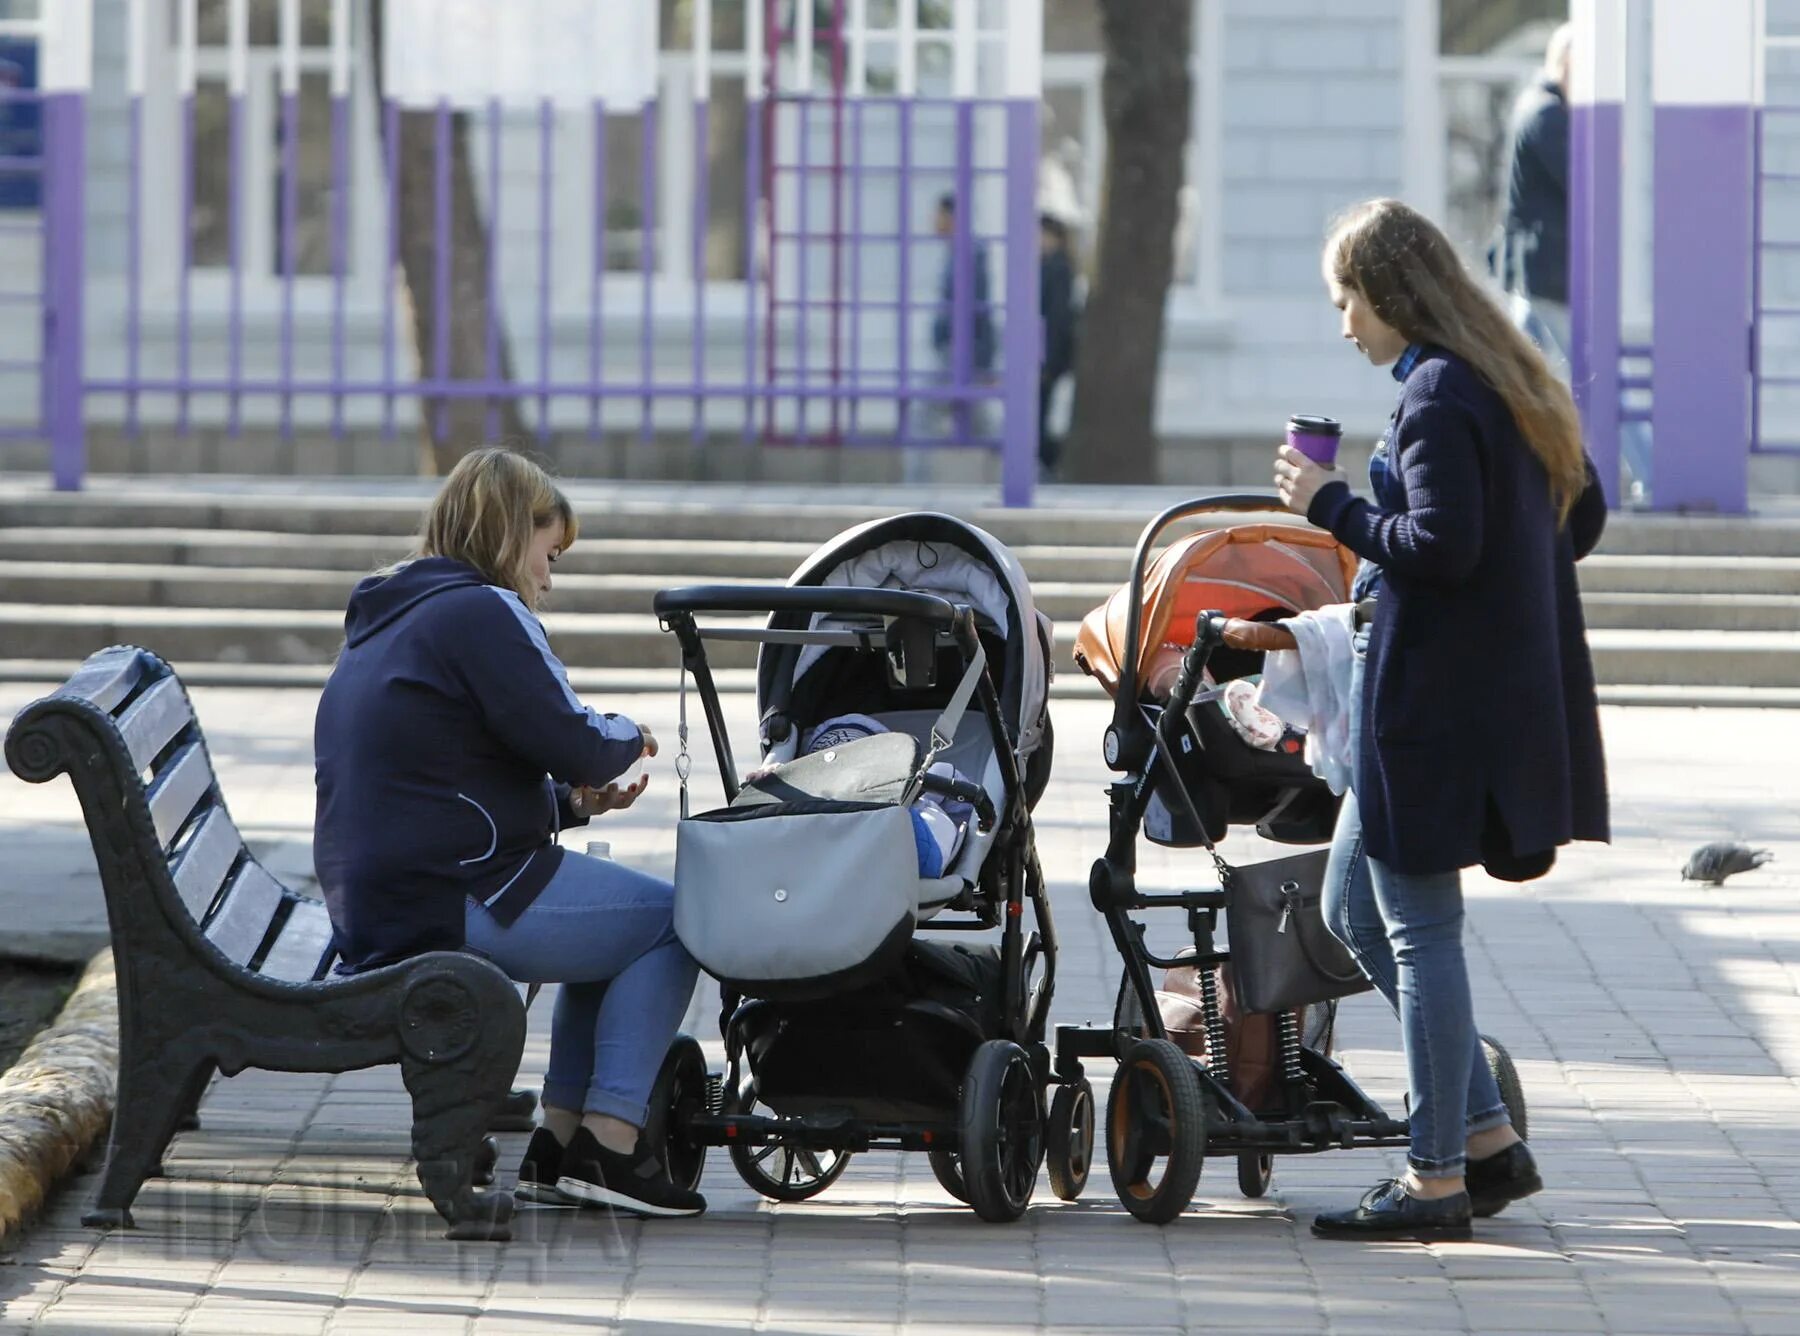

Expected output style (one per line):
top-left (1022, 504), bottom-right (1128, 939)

top-left (2, 683), bottom-right (1799, 1334)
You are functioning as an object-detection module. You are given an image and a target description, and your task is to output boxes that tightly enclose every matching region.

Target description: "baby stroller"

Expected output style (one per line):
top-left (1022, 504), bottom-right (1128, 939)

top-left (647, 513), bottom-right (1078, 1222)
top-left (1056, 494), bottom-right (1528, 1223)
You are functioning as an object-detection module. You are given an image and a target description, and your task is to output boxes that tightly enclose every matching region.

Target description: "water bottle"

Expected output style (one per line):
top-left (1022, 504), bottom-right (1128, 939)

top-left (587, 840), bottom-right (612, 860)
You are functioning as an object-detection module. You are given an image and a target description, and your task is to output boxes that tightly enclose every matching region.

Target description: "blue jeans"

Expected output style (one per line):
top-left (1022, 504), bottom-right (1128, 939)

top-left (464, 851), bottom-right (699, 1128)
top-left (1321, 631), bottom-right (1510, 1177)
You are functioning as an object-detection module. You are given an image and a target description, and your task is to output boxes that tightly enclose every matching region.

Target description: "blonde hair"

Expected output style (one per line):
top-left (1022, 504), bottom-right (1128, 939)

top-left (412, 448), bottom-right (577, 608)
top-left (1325, 198), bottom-right (1587, 523)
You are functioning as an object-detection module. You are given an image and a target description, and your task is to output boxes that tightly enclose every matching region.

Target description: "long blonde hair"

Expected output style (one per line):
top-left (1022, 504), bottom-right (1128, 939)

top-left (412, 448), bottom-right (577, 608)
top-left (1325, 198), bottom-right (1587, 522)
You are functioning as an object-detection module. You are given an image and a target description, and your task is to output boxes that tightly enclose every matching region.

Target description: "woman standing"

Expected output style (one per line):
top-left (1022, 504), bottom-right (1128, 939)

top-left (314, 448), bottom-right (703, 1217)
top-left (1275, 199), bottom-right (1608, 1241)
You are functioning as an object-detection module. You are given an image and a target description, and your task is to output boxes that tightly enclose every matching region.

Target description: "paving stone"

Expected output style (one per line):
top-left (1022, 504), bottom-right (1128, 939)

top-left (8, 691), bottom-right (1800, 1331)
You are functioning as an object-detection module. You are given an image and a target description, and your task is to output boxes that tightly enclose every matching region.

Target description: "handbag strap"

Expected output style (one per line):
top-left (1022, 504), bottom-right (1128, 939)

top-left (1280, 881), bottom-right (1367, 986)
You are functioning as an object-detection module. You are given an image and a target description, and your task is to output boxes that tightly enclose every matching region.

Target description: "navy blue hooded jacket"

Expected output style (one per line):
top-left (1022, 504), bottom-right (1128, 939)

top-left (314, 557), bottom-right (644, 972)
top-left (1308, 349), bottom-right (1609, 876)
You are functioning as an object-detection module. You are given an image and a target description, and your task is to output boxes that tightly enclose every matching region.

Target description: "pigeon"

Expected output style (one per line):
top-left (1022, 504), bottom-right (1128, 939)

top-left (1681, 842), bottom-right (1774, 886)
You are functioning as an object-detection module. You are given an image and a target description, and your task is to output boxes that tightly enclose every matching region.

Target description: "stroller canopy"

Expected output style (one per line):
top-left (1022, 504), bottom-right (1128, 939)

top-left (1076, 517), bottom-right (1356, 697)
top-left (756, 513), bottom-right (1052, 763)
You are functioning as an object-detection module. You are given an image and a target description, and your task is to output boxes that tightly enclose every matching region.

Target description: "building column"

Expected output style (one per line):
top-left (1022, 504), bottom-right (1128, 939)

top-left (1570, 0), bottom-right (1626, 507)
top-left (42, 0), bottom-right (91, 492)
top-left (1650, 0), bottom-right (1756, 513)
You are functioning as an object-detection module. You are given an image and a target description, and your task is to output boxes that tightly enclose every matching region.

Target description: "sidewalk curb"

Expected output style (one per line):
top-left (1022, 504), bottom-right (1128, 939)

top-left (0, 950), bottom-right (117, 1243)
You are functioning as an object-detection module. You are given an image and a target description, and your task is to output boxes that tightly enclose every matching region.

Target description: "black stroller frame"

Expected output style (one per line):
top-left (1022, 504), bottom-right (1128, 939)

top-left (1054, 496), bottom-right (1418, 1223)
top-left (647, 583), bottom-right (1074, 1222)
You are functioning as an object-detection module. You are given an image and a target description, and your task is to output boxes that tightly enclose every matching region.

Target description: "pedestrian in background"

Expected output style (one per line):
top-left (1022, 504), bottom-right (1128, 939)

top-left (1038, 213), bottom-right (1080, 481)
top-left (1495, 22), bottom-right (1572, 378)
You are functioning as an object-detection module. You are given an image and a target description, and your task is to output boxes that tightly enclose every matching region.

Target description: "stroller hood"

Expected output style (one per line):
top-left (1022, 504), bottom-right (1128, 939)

top-left (755, 512), bottom-right (1052, 763)
top-left (1076, 519), bottom-right (1356, 697)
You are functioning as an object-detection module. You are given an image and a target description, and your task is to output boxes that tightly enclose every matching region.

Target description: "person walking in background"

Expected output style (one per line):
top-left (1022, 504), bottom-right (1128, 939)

top-left (1495, 22), bottom-right (1572, 377)
top-left (1038, 213), bottom-right (1080, 481)
top-left (908, 192), bottom-right (997, 483)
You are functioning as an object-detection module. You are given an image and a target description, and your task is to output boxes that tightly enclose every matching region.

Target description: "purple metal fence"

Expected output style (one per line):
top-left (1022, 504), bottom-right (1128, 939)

top-left (0, 79), bottom-right (53, 470)
top-left (40, 2), bottom-right (1041, 503)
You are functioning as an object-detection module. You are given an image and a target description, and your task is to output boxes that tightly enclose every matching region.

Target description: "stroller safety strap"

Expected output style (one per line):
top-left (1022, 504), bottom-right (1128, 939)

top-left (909, 640), bottom-right (987, 795)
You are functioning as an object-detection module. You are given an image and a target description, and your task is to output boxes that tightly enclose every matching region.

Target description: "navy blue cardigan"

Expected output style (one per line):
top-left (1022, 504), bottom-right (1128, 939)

top-left (1308, 349), bottom-right (1609, 875)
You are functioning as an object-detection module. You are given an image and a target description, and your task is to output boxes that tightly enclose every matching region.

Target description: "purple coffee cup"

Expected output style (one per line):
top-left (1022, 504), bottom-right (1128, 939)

top-left (1286, 414), bottom-right (1342, 467)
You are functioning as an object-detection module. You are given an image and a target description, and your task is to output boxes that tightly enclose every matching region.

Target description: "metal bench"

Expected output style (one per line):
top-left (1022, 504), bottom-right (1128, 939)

top-left (4, 646), bottom-right (527, 1241)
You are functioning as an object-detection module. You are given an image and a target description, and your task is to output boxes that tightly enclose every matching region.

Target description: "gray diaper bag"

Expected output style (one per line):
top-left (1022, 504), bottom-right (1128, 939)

top-left (673, 657), bottom-right (982, 998)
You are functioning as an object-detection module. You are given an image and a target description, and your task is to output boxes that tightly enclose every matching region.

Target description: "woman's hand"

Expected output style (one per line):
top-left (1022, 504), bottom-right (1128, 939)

top-left (570, 776), bottom-right (648, 819)
top-left (1274, 443), bottom-right (1344, 516)
top-left (636, 724), bottom-right (659, 758)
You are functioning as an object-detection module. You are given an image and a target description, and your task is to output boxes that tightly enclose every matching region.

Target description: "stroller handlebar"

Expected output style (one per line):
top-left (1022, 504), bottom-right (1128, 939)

top-left (1219, 618), bottom-right (1298, 653)
top-left (653, 584), bottom-right (964, 626)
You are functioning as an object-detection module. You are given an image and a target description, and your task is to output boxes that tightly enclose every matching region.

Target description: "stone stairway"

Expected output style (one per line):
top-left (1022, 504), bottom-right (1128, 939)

top-left (3, 481), bottom-right (1799, 704)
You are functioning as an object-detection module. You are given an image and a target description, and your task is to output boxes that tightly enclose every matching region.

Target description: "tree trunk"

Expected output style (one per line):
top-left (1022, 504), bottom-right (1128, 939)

top-left (368, 0), bottom-right (529, 475)
top-left (1065, 0), bottom-right (1192, 484)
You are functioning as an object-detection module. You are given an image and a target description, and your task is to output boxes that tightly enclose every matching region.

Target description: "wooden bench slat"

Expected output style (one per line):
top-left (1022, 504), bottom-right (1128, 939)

top-left (258, 897), bottom-right (337, 982)
top-left (171, 807), bottom-right (244, 922)
top-left (116, 678), bottom-right (193, 774)
top-left (145, 742), bottom-right (215, 850)
top-left (204, 861), bottom-right (286, 966)
top-left (54, 647), bottom-right (147, 715)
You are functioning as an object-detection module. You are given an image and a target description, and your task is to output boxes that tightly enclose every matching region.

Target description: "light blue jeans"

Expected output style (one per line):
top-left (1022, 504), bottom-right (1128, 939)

top-left (1321, 630), bottom-right (1510, 1178)
top-left (464, 851), bottom-right (699, 1127)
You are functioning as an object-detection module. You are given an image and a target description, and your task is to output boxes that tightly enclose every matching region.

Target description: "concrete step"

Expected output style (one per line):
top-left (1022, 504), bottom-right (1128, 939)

top-left (0, 527), bottom-right (1156, 585)
top-left (5, 656), bottom-right (1797, 708)
top-left (6, 604), bottom-right (1798, 688)
top-left (10, 564), bottom-right (1799, 631)
top-left (1585, 630), bottom-right (1800, 688)
top-left (1578, 553), bottom-right (1800, 595)
top-left (10, 483), bottom-right (1800, 556)
top-left (1575, 592), bottom-right (1800, 632)
top-left (0, 562), bottom-right (1116, 624)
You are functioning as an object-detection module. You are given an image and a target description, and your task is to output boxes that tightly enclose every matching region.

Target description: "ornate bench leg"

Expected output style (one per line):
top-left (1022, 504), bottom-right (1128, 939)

top-left (172, 1061), bottom-right (217, 1138)
top-left (397, 969), bottom-right (522, 1241)
top-left (85, 1056), bottom-right (211, 1230)
top-left (488, 1087), bottom-right (540, 1133)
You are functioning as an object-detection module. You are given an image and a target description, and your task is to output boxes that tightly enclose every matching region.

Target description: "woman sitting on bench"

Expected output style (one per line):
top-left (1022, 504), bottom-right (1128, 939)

top-left (313, 448), bottom-right (704, 1218)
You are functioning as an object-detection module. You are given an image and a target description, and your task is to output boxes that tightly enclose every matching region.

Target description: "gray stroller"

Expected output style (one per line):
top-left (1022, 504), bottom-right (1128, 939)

top-left (644, 512), bottom-right (1091, 1221)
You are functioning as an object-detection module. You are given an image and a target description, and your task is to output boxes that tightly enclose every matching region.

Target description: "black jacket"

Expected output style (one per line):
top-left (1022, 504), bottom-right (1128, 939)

top-left (1040, 248), bottom-right (1078, 381)
top-left (1309, 350), bottom-right (1609, 875)
top-left (313, 557), bottom-right (644, 971)
top-left (1501, 79), bottom-right (1570, 303)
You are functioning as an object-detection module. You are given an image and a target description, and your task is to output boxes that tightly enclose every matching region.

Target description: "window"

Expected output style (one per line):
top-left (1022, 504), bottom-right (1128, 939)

top-left (1437, 1), bottom-right (1568, 267)
top-left (187, 0), bottom-right (346, 280)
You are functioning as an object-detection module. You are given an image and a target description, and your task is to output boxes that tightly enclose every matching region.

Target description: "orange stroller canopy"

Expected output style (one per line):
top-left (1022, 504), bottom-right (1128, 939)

top-left (1075, 518), bottom-right (1357, 697)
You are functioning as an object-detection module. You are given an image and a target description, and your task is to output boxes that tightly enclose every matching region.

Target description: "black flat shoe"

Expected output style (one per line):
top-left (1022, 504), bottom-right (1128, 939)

top-left (1467, 1142), bottom-right (1542, 1218)
top-left (1311, 1179), bottom-right (1472, 1242)
top-left (514, 1127), bottom-right (574, 1205)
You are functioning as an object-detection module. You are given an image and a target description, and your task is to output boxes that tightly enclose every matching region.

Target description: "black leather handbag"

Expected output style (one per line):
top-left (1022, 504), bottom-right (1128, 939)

top-left (1223, 849), bottom-right (1373, 1015)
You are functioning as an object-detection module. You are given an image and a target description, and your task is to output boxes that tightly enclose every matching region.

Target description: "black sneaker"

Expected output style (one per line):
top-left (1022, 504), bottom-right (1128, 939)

top-left (1467, 1141), bottom-right (1543, 1218)
top-left (554, 1127), bottom-right (707, 1217)
top-left (1311, 1178), bottom-right (1472, 1242)
top-left (514, 1127), bottom-right (573, 1205)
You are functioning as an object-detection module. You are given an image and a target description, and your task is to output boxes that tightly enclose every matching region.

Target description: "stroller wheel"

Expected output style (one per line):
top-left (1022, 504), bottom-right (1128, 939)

top-left (1045, 1078), bottom-right (1094, 1202)
top-left (926, 1148), bottom-right (970, 1204)
top-left (1481, 1035), bottom-right (1528, 1143)
top-left (1105, 1038), bottom-right (1209, 1225)
top-left (645, 1034), bottom-right (709, 1194)
top-left (727, 1084), bottom-right (853, 1203)
top-left (1235, 1152), bottom-right (1273, 1199)
top-left (958, 1040), bottom-right (1044, 1223)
